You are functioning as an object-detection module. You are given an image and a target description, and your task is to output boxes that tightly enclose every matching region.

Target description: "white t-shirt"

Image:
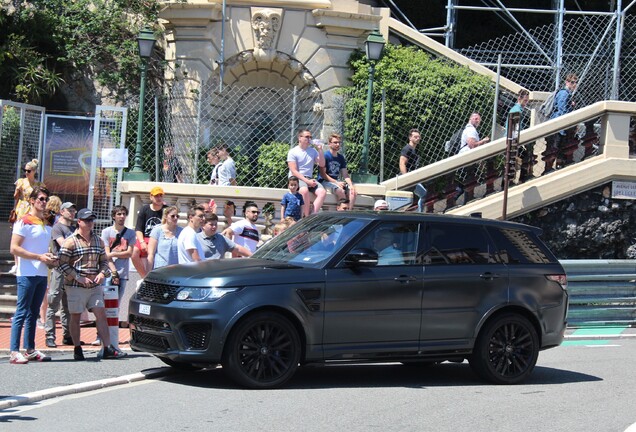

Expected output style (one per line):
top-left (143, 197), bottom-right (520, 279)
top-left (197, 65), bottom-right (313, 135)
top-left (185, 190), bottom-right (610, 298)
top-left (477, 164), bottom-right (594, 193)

top-left (12, 218), bottom-right (52, 277)
top-left (177, 225), bottom-right (206, 264)
top-left (287, 145), bottom-right (319, 178)
top-left (459, 123), bottom-right (479, 154)
top-left (228, 219), bottom-right (260, 253)
top-left (218, 157), bottom-right (236, 186)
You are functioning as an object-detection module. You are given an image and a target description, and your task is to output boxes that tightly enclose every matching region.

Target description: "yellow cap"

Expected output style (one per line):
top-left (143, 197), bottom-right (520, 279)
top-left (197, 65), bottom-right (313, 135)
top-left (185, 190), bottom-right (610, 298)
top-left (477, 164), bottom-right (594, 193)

top-left (150, 186), bottom-right (165, 196)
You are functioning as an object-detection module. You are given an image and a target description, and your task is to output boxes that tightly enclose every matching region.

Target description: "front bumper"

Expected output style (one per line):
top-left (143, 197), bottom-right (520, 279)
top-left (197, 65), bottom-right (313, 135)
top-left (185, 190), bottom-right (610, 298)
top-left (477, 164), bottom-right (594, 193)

top-left (128, 296), bottom-right (235, 363)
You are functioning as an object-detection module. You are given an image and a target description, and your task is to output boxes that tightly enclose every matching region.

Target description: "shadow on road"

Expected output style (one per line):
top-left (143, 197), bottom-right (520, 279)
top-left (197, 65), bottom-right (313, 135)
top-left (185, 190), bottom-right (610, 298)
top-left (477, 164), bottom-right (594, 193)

top-left (158, 361), bottom-right (601, 390)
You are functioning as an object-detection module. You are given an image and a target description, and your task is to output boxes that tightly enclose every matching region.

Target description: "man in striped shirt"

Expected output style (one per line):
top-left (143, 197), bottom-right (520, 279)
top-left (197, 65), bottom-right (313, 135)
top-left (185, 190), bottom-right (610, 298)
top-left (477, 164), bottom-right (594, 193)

top-left (58, 208), bottom-right (126, 361)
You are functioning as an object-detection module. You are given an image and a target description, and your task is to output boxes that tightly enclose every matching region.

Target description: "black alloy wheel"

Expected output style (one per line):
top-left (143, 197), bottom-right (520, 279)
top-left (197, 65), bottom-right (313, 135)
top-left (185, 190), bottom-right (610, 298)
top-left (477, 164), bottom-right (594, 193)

top-left (222, 312), bottom-right (301, 389)
top-left (470, 313), bottom-right (539, 384)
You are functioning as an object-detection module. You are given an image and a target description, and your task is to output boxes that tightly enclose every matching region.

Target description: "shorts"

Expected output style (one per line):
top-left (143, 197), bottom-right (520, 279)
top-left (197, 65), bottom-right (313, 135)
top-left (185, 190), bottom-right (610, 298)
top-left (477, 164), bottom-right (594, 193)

top-left (135, 237), bottom-right (150, 258)
top-left (65, 285), bottom-right (105, 314)
top-left (298, 179), bottom-right (325, 193)
top-left (320, 180), bottom-right (344, 194)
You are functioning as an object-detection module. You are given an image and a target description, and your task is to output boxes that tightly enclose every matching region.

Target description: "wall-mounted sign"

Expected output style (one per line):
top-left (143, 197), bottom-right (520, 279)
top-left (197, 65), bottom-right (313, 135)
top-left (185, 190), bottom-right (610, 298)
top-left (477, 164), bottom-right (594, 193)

top-left (612, 181), bottom-right (636, 200)
top-left (101, 147), bottom-right (128, 168)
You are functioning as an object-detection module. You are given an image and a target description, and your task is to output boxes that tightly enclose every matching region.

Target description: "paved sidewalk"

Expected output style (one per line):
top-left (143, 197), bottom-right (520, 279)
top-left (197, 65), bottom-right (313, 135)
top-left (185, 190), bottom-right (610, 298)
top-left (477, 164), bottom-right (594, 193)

top-left (0, 320), bottom-right (130, 355)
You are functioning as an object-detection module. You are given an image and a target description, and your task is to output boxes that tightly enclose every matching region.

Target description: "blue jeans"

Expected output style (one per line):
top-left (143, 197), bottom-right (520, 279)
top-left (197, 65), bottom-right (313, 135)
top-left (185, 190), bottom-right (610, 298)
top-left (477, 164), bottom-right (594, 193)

top-left (10, 276), bottom-right (48, 352)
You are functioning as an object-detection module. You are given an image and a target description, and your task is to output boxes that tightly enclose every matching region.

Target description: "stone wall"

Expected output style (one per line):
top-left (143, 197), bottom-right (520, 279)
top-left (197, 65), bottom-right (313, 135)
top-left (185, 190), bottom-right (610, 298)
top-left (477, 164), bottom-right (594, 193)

top-left (512, 183), bottom-right (636, 259)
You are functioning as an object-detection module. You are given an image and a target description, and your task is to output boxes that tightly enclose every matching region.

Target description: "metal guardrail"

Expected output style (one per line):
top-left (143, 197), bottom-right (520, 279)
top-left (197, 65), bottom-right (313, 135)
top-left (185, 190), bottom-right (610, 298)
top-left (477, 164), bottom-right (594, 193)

top-left (561, 260), bottom-right (636, 327)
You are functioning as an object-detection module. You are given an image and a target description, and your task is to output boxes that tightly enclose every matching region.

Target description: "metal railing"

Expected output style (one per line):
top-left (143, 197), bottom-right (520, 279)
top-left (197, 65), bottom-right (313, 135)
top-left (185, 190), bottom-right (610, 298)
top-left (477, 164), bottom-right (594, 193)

top-left (562, 260), bottom-right (636, 327)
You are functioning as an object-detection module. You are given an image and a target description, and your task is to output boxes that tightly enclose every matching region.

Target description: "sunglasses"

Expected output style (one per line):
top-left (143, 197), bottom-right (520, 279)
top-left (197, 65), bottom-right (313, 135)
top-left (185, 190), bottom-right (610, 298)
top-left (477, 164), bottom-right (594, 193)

top-left (248, 210), bottom-right (260, 215)
top-left (36, 197), bottom-right (49, 202)
top-left (168, 214), bottom-right (179, 219)
top-left (24, 169), bottom-right (32, 173)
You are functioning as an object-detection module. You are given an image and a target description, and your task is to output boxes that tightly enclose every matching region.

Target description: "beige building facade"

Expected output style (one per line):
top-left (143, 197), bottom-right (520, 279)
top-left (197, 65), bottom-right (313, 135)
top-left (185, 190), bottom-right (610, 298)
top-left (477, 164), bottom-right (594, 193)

top-left (159, 0), bottom-right (389, 136)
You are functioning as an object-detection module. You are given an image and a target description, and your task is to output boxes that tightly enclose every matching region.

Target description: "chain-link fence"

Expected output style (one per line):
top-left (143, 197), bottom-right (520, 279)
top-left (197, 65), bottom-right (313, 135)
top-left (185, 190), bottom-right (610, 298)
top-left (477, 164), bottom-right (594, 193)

top-left (337, 54), bottom-right (520, 183)
top-left (131, 77), bottom-right (324, 189)
top-left (0, 101), bottom-right (45, 220)
top-left (459, 14), bottom-right (636, 105)
top-left (88, 106), bottom-right (128, 234)
top-left (129, 12), bottom-right (635, 193)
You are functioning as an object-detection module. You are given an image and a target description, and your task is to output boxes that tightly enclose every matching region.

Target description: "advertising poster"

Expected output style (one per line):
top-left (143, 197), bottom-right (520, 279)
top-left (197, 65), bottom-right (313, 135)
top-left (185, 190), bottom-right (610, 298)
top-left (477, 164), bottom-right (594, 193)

top-left (41, 115), bottom-right (95, 209)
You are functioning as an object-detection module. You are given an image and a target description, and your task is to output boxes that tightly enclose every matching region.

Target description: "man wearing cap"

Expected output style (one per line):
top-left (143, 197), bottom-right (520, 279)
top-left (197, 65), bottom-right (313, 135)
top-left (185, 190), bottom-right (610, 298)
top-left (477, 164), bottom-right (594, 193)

top-left (132, 186), bottom-right (167, 278)
top-left (44, 201), bottom-right (77, 347)
top-left (374, 200), bottom-right (389, 211)
top-left (58, 208), bottom-right (126, 360)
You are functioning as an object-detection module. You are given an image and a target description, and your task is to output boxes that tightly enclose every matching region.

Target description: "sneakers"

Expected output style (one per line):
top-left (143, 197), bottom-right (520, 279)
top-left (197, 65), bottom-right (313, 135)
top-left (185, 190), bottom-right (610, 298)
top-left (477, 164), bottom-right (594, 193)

top-left (25, 350), bottom-right (51, 362)
top-left (74, 346), bottom-right (85, 361)
top-left (10, 351), bottom-right (29, 364)
top-left (46, 338), bottom-right (57, 348)
top-left (91, 337), bottom-right (102, 346)
top-left (102, 344), bottom-right (127, 360)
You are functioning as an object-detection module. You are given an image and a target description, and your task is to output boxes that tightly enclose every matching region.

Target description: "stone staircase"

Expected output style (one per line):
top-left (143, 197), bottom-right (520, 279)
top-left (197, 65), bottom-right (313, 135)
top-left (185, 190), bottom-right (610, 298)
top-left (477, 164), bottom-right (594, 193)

top-left (0, 252), bottom-right (17, 320)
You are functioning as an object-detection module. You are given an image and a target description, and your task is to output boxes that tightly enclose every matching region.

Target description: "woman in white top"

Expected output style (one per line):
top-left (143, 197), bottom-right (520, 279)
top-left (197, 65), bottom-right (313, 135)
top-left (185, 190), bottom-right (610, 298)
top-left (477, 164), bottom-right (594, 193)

top-left (147, 206), bottom-right (183, 269)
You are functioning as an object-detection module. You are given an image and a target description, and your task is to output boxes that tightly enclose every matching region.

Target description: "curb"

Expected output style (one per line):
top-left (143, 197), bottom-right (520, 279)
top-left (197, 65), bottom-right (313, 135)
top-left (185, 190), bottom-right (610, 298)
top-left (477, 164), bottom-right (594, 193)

top-left (564, 333), bottom-right (636, 340)
top-left (0, 367), bottom-right (171, 411)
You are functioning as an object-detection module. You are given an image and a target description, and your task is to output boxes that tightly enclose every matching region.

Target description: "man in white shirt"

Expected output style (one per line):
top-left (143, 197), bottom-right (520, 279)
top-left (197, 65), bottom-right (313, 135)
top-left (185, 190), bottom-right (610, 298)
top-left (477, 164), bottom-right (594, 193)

top-left (177, 206), bottom-right (206, 263)
top-left (459, 112), bottom-right (490, 154)
top-left (373, 229), bottom-right (404, 266)
top-left (216, 143), bottom-right (237, 186)
top-left (287, 129), bottom-right (326, 217)
top-left (222, 201), bottom-right (261, 254)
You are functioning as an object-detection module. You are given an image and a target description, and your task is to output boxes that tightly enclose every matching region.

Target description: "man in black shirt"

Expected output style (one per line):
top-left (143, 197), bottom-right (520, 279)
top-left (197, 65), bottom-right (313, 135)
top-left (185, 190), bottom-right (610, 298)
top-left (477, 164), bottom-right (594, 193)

top-left (399, 129), bottom-right (421, 174)
top-left (161, 146), bottom-right (184, 183)
top-left (131, 187), bottom-right (168, 277)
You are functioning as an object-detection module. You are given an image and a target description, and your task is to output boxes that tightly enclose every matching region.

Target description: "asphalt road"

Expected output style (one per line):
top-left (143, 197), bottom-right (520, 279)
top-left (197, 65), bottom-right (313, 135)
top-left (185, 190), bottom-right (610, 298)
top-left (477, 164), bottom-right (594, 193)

top-left (2, 339), bottom-right (636, 432)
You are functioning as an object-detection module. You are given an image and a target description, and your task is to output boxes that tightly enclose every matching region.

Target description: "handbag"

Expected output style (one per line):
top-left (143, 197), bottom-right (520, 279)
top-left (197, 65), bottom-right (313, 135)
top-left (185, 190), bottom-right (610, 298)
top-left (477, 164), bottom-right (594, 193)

top-left (8, 209), bottom-right (17, 224)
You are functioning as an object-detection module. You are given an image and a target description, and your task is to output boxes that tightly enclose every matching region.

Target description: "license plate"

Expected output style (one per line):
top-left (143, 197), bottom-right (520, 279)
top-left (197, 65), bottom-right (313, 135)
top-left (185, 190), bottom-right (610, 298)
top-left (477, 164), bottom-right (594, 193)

top-left (139, 304), bottom-right (151, 315)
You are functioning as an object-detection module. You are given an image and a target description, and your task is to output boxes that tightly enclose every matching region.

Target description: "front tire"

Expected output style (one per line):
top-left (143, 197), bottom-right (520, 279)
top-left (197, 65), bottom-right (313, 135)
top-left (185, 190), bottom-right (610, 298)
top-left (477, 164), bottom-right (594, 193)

top-left (470, 313), bottom-right (539, 384)
top-left (222, 312), bottom-right (301, 389)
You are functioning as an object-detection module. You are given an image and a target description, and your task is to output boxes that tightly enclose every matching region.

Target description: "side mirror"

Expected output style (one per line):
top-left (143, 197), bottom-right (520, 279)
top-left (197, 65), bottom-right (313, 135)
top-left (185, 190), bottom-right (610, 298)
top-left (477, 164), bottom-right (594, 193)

top-left (344, 248), bottom-right (378, 267)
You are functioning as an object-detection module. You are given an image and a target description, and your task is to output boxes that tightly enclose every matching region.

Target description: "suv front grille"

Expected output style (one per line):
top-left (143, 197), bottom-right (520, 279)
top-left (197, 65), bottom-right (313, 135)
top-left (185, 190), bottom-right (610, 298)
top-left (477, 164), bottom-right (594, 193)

top-left (131, 330), bottom-right (171, 351)
top-left (182, 324), bottom-right (211, 350)
top-left (137, 281), bottom-right (179, 304)
top-left (130, 315), bottom-right (172, 331)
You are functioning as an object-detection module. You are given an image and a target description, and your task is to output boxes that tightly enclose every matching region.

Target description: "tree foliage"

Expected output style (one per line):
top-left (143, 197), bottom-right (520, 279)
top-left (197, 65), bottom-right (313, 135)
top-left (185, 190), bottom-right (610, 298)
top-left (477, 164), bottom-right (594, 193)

top-left (0, 0), bottom-right (161, 105)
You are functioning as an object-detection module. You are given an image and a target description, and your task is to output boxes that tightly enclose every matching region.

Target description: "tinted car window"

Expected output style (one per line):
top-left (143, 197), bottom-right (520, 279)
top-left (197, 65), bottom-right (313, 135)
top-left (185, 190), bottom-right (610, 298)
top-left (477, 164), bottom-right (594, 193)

top-left (349, 222), bottom-right (419, 266)
top-left (487, 227), bottom-right (555, 264)
top-left (254, 215), bottom-right (367, 267)
top-left (420, 222), bottom-right (499, 265)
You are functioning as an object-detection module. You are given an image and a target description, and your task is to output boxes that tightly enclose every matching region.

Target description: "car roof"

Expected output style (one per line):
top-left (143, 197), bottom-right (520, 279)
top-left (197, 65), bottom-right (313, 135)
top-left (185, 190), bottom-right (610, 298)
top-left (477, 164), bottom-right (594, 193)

top-left (314, 211), bottom-right (542, 234)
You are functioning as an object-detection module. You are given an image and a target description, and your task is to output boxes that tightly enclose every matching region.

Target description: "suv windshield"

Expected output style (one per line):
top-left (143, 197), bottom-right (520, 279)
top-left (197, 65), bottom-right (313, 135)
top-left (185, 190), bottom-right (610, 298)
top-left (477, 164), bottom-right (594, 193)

top-left (253, 215), bottom-right (367, 267)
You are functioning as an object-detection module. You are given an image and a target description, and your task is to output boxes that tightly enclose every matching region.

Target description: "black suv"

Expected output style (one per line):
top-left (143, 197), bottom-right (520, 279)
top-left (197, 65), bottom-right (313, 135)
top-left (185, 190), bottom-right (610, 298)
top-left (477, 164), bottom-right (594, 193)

top-left (129, 212), bottom-right (568, 388)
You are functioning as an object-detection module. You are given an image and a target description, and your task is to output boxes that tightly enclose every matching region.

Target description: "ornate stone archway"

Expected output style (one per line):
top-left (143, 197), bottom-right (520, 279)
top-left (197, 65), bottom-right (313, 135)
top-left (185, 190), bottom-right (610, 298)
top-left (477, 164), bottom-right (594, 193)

top-left (159, 0), bottom-right (387, 135)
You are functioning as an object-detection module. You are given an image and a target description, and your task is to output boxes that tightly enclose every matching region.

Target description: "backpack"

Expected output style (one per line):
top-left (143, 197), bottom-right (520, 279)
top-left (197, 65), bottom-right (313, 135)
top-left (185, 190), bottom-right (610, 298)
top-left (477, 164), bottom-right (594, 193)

top-left (444, 127), bottom-right (465, 156)
top-left (537, 90), bottom-right (559, 122)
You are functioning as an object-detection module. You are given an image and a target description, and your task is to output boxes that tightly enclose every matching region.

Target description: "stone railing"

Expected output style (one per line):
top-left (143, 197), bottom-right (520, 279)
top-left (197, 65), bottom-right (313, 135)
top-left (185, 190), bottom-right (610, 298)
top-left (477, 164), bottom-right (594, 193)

top-left (118, 181), bottom-right (387, 233)
top-left (381, 100), bottom-right (636, 219)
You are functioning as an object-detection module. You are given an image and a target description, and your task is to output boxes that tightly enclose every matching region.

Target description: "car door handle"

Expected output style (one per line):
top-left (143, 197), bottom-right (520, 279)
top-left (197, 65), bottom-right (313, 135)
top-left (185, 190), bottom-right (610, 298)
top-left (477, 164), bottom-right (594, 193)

top-left (394, 275), bottom-right (418, 283)
top-left (480, 272), bottom-right (501, 280)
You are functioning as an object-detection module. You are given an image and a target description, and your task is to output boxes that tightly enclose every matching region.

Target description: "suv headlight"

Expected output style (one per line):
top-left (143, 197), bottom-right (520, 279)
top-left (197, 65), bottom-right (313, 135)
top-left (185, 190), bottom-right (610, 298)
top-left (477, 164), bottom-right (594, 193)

top-left (176, 287), bottom-right (238, 301)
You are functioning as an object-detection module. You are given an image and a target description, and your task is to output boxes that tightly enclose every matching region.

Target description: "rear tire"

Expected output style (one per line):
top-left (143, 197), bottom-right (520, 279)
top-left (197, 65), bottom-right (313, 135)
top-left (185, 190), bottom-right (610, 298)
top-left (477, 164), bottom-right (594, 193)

top-left (222, 312), bottom-right (301, 389)
top-left (470, 313), bottom-right (539, 384)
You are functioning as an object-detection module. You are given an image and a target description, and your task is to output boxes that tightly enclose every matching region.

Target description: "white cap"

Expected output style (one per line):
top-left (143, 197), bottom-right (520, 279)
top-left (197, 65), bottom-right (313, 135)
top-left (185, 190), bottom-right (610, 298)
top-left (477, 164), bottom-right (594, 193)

top-left (374, 199), bottom-right (389, 210)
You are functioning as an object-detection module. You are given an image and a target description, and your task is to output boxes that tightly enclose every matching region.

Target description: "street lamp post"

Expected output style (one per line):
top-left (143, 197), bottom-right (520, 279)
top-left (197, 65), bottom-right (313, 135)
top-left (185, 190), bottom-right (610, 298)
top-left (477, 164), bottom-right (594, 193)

top-left (353, 29), bottom-right (386, 185)
top-left (124, 28), bottom-right (156, 181)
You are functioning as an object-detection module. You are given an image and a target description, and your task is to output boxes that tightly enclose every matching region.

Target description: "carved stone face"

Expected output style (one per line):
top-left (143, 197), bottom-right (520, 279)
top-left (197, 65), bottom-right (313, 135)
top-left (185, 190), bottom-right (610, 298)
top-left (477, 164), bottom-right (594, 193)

top-left (252, 9), bottom-right (281, 50)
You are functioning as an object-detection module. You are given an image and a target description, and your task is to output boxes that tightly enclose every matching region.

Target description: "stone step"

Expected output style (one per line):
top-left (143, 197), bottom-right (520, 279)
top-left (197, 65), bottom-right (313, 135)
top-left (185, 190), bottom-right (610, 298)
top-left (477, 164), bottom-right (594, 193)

top-left (0, 305), bottom-right (15, 320)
